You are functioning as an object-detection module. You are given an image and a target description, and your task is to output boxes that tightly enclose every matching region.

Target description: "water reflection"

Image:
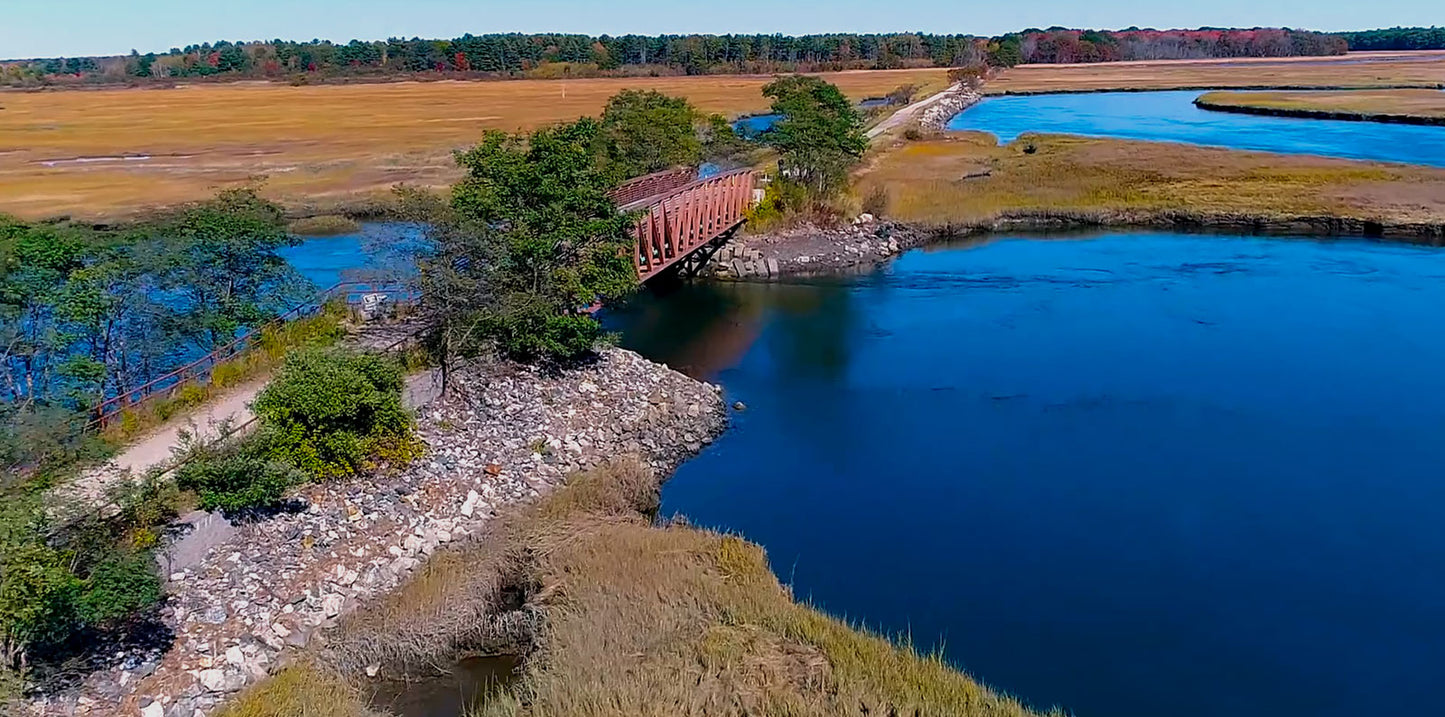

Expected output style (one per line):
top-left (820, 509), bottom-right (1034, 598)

top-left (366, 655), bottom-right (519, 717)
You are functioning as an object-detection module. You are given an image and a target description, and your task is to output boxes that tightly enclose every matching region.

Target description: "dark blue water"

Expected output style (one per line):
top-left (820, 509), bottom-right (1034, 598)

top-left (279, 222), bottom-right (423, 289)
top-left (948, 90), bottom-right (1445, 166)
top-left (607, 231), bottom-right (1445, 717)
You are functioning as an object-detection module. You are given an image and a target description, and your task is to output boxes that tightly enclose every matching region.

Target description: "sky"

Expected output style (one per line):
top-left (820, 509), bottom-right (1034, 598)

top-left (1, 0), bottom-right (1438, 60)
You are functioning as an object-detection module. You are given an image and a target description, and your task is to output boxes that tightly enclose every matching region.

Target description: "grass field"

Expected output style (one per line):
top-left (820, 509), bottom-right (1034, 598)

top-left (988, 51), bottom-right (1445, 94)
top-left (0, 69), bottom-right (947, 221)
top-left (1195, 88), bottom-right (1445, 122)
top-left (859, 131), bottom-right (1445, 229)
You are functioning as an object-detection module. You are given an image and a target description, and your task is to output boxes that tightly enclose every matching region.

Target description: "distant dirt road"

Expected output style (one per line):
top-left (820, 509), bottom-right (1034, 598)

top-left (867, 84), bottom-right (962, 138)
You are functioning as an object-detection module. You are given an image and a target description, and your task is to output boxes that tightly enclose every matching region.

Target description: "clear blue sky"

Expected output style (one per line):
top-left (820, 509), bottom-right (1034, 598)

top-left (2, 0), bottom-right (1437, 59)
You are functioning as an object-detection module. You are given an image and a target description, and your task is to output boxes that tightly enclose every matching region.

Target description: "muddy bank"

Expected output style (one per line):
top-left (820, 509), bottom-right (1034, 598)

top-left (1194, 97), bottom-right (1445, 126)
top-left (719, 209), bottom-right (1445, 280)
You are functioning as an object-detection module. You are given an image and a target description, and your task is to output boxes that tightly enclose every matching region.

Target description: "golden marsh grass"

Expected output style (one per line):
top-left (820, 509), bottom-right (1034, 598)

top-left (0, 69), bottom-right (947, 221)
top-left (859, 132), bottom-right (1445, 227)
top-left (988, 51), bottom-right (1445, 94)
top-left (1196, 88), bottom-right (1445, 120)
top-left (222, 458), bottom-right (1051, 717)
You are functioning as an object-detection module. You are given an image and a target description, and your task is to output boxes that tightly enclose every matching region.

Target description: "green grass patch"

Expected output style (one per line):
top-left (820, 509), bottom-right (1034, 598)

top-left (859, 131), bottom-right (1445, 227)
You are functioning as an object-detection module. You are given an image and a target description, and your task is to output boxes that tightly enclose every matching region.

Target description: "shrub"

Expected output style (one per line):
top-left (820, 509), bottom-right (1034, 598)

top-left (109, 473), bottom-right (182, 550)
top-left (746, 179), bottom-right (811, 230)
top-left (483, 297), bottom-right (606, 363)
top-left (903, 127), bottom-right (924, 142)
top-left (75, 551), bottom-right (160, 627)
top-left (175, 442), bottom-right (301, 514)
top-left (0, 545), bottom-right (80, 659)
top-left (252, 348), bottom-right (414, 480)
top-left (886, 84), bottom-right (920, 105)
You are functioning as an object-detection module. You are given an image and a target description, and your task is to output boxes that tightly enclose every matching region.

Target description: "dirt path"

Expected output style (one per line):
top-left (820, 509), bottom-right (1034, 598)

top-left (49, 361), bottom-right (441, 524)
top-left (48, 378), bottom-right (270, 521)
top-left (867, 83), bottom-right (962, 139)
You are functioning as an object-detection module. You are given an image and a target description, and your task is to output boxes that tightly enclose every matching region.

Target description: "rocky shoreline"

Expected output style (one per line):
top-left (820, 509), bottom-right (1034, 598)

top-left (30, 348), bottom-right (727, 717)
top-left (710, 217), bottom-right (928, 279)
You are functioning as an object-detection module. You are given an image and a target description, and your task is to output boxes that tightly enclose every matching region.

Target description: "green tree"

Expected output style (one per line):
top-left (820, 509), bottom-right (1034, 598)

top-left (396, 188), bottom-right (499, 390)
top-left (987, 39), bottom-right (1023, 68)
top-left (0, 219), bottom-right (88, 407)
top-left (448, 119), bottom-right (637, 362)
top-left (761, 75), bottom-right (868, 197)
top-left (599, 90), bottom-right (702, 179)
top-left (154, 189), bottom-right (307, 351)
top-left (699, 113), bottom-right (752, 167)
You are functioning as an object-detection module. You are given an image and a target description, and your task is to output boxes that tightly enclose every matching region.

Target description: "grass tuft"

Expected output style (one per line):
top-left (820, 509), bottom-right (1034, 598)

top-left (214, 663), bottom-right (383, 717)
top-left (288, 215), bottom-right (363, 236)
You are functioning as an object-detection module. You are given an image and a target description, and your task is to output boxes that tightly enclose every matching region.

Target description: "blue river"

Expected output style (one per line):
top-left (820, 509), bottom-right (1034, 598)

top-left (947, 90), bottom-right (1445, 166)
top-left (278, 222), bottom-right (423, 289)
top-left (605, 231), bottom-right (1445, 717)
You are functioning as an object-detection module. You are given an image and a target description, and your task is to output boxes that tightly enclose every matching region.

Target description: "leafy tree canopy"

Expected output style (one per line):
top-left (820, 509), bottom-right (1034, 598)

top-left (762, 75), bottom-right (869, 197)
top-left (599, 90), bottom-right (703, 180)
top-left (437, 117), bottom-right (638, 363)
top-left (152, 189), bottom-right (307, 350)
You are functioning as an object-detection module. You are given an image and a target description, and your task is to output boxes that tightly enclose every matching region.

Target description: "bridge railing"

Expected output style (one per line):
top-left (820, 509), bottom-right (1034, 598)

top-left (612, 167), bottom-right (697, 209)
top-left (631, 169), bottom-right (755, 282)
top-left (86, 281), bottom-right (412, 431)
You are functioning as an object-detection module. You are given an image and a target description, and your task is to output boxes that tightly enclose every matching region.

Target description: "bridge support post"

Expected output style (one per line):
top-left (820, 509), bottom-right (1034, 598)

top-left (673, 224), bottom-right (742, 280)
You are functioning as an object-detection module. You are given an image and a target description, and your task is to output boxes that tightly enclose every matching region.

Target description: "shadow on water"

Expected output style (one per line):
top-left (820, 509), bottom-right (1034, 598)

top-left (366, 655), bottom-right (520, 717)
top-left (604, 276), bottom-right (862, 383)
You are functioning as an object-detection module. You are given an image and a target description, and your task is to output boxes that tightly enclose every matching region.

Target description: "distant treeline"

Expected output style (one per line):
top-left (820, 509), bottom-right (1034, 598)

top-left (1339, 27), bottom-right (1445, 51)
top-left (0, 28), bottom-right (1348, 88)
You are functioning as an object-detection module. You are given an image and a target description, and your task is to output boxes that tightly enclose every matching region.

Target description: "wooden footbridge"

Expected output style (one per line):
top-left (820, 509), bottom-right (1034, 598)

top-left (612, 168), bottom-right (756, 283)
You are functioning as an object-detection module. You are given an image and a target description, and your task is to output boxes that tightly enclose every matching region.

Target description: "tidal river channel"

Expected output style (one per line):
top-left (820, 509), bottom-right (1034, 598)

top-left (605, 231), bottom-right (1445, 717)
top-left (948, 89), bottom-right (1445, 166)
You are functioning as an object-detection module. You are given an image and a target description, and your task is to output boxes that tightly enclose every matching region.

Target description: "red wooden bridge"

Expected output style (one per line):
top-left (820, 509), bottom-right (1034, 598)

top-left (612, 168), bottom-right (756, 283)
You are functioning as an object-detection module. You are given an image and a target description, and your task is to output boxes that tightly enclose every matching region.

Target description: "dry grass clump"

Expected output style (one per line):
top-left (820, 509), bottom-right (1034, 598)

top-left (223, 456), bottom-right (1049, 717)
top-left (858, 132), bottom-right (1445, 228)
top-left (482, 516), bottom-right (1046, 717)
top-left (214, 662), bottom-right (384, 717)
top-left (1196, 89), bottom-right (1445, 121)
